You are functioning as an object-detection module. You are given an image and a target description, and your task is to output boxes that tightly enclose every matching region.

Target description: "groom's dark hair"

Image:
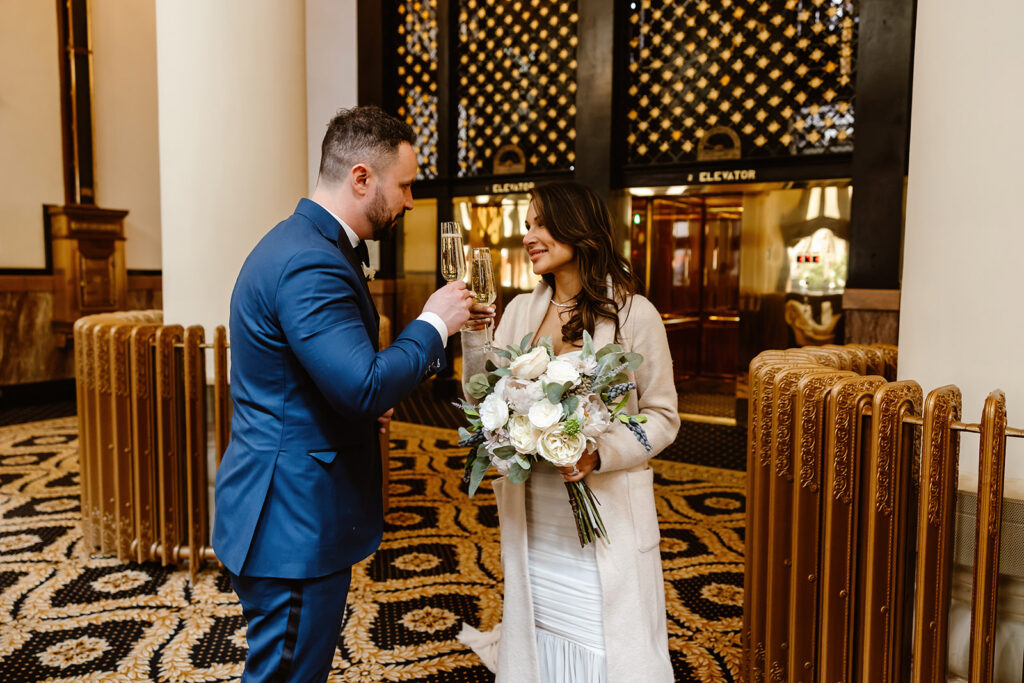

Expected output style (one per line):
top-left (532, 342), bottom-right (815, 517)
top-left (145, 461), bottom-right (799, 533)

top-left (318, 106), bottom-right (416, 184)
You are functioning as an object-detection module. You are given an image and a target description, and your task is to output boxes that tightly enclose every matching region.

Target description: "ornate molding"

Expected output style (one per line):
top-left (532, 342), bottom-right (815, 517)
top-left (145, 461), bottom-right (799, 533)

top-left (873, 382), bottom-right (922, 516)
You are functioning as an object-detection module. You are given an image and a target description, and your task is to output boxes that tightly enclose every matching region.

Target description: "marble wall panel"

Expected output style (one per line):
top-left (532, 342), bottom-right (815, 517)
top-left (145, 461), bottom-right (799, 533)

top-left (0, 290), bottom-right (74, 385)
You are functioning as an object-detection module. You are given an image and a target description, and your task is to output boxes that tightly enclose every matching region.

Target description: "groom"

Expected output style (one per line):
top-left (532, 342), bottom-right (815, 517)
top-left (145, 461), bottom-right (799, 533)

top-left (213, 106), bottom-right (472, 681)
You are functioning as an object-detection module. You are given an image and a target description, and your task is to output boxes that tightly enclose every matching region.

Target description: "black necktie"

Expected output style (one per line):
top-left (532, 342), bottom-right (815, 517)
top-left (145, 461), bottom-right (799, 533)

top-left (354, 240), bottom-right (369, 267)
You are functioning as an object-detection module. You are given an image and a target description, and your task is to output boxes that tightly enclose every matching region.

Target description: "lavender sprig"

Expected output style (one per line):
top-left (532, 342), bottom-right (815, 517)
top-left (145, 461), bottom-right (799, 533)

top-left (458, 430), bottom-right (485, 448)
top-left (626, 417), bottom-right (652, 453)
top-left (605, 381), bottom-right (637, 400)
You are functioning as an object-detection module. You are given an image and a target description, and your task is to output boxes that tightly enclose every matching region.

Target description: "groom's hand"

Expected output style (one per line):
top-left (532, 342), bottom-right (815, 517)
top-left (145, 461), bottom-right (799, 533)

top-left (423, 280), bottom-right (473, 334)
top-left (377, 408), bottom-right (393, 434)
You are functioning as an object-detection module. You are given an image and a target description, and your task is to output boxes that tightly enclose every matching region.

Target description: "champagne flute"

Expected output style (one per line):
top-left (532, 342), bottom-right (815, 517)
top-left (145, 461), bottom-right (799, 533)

top-left (470, 247), bottom-right (497, 349)
top-left (440, 221), bottom-right (466, 283)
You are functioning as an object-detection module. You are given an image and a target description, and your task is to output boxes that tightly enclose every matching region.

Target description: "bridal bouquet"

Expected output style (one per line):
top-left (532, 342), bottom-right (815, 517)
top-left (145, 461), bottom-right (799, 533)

top-left (459, 331), bottom-right (652, 547)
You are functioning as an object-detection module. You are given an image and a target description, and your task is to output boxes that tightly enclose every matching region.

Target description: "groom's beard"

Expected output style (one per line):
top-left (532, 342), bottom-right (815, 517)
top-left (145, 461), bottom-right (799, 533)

top-left (368, 188), bottom-right (404, 241)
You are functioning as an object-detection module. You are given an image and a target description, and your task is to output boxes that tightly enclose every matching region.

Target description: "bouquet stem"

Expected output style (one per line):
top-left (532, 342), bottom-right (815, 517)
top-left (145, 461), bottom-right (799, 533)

top-left (564, 480), bottom-right (609, 547)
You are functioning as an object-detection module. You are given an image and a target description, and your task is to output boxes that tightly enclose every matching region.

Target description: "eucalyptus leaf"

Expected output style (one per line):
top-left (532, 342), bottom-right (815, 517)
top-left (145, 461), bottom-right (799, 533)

top-left (505, 345), bottom-right (522, 359)
top-left (519, 333), bottom-right (534, 352)
top-left (492, 445), bottom-right (516, 459)
top-left (465, 374), bottom-right (491, 400)
top-left (496, 348), bottom-right (513, 360)
top-left (622, 352), bottom-right (643, 370)
top-left (537, 336), bottom-right (554, 358)
top-left (506, 462), bottom-right (530, 484)
top-left (513, 453), bottom-right (532, 469)
top-left (468, 454), bottom-right (491, 497)
top-left (595, 343), bottom-right (622, 360)
top-left (458, 427), bottom-right (472, 441)
top-left (493, 367), bottom-right (511, 377)
top-left (562, 395), bottom-right (579, 416)
top-left (545, 382), bottom-right (565, 404)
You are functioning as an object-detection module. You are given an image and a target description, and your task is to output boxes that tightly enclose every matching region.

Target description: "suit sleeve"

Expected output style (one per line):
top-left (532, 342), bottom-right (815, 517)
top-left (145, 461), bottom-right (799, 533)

top-left (594, 297), bottom-right (680, 473)
top-left (277, 248), bottom-right (445, 419)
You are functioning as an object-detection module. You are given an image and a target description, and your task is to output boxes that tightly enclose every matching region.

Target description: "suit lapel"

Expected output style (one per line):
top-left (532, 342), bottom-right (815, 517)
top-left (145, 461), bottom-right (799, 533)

top-left (293, 199), bottom-right (380, 351)
top-left (336, 236), bottom-right (381, 350)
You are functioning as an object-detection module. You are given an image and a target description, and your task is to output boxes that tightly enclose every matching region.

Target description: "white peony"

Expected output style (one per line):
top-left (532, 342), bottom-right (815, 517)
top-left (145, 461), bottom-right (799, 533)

top-left (536, 424), bottom-right (588, 467)
top-left (542, 359), bottom-right (580, 387)
top-left (493, 375), bottom-right (509, 402)
top-left (504, 378), bottom-right (545, 415)
top-left (508, 414), bottom-right (543, 454)
top-left (580, 393), bottom-right (612, 439)
top-left (528, 399), bottom-right (563, 430)
top-left (509, 346), bottom-right (550, 380)
top-left (478, 393), bottom-right (510, 431)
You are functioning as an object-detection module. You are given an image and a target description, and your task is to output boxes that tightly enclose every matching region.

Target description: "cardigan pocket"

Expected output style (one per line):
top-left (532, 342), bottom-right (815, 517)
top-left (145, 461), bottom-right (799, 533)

top-left (626, 467), bottom-right (661, 552)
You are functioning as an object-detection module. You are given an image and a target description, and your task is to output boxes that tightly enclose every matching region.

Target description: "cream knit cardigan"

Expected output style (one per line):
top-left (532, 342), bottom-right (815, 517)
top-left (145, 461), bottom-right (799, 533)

top-left (459, 282), bottom-right (680, 683)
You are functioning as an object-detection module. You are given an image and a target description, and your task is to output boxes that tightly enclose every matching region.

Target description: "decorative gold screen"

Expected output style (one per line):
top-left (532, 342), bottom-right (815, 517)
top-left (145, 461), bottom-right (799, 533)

top-left (626, 0), bottom-right (857, 165)
top-left (456, 0), bottom-right (579, 177)
top-left (397, 0), bottom-right (440, 179)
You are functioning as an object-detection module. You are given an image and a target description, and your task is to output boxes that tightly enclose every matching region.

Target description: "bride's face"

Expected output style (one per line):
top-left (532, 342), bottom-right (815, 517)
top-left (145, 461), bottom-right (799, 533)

top-left (523, 201), bottom-right (575, 276)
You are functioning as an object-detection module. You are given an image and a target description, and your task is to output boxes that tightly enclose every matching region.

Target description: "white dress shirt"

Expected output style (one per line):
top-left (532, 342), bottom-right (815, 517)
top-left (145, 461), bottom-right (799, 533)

top-left (313, 201), bottom-right (448, 347)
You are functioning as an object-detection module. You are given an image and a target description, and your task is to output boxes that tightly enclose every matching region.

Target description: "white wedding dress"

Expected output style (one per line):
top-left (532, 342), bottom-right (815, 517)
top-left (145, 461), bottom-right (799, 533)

top-left (460, 348), bottom-right (607, 682)
top-left (526, 462), bottom-right (607, 682)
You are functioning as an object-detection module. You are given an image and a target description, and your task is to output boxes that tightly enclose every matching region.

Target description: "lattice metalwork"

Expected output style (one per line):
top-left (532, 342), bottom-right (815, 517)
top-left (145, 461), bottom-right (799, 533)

top-left (626, 0), bottom-right (857, 166)
top-left (396, 0), bottom-right (440, 179)
top-left (456, 0), bottom-right (578, 177)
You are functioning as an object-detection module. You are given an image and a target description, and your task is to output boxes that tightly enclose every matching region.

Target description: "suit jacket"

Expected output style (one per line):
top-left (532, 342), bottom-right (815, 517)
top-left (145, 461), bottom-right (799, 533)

top-left (213, 198), bottom-right (445, 579)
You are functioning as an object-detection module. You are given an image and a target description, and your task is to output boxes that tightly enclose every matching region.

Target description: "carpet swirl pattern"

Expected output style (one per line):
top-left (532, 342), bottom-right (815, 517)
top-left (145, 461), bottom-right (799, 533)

top-left (0, 418), bottom-right (743, 681)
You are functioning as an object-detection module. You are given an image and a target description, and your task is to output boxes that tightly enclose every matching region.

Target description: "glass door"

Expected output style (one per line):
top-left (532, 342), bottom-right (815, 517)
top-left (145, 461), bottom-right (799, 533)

top-left (630, 193), bottom-right (742, 383)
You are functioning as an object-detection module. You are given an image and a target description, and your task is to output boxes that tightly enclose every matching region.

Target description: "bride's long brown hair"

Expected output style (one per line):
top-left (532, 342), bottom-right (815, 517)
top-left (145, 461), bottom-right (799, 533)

top-left (528, 182), bottom-right (639, 344)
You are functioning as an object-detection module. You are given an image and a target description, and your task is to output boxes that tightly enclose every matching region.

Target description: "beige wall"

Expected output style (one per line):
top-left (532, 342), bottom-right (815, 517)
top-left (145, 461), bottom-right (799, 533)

top-left (155, 0), bottom-right (309, 332)
top-left (305, 0), bottom-right (359, 193)
top-left (92, 0), bottom-right (162, 270)
top-left (0, 0), bottom-right (63, 269)
top-left (900, 0), bottom-right (1024, 486)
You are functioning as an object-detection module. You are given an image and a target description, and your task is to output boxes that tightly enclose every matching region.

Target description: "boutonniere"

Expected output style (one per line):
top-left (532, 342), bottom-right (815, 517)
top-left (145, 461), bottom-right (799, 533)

top-left (361, 264), bottom-right (377, 282)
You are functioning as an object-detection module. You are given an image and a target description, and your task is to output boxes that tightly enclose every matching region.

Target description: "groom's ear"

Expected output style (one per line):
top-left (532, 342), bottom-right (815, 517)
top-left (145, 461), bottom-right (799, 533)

top-left (349, 163), bottom-right (372, 198)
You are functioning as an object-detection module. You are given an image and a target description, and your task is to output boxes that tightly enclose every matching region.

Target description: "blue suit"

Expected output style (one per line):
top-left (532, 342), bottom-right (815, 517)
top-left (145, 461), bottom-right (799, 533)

top-left (213, 199), bottom-right (444, 680)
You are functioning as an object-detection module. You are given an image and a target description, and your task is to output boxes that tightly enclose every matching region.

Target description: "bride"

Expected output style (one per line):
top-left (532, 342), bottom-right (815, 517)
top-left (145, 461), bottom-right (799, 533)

top-left (458, 181), bottom-right (679, 682)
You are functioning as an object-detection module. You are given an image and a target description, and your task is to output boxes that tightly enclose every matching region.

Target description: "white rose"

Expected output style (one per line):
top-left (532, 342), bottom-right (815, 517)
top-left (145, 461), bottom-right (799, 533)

top-left (509, 346), bottom-right (550, 380)
top-left (528, 399), bottom-right (563, 430)
top-left (542, 359), bottom-right (580, 387)
top-left (504, 378), bottom-right (545, 414)
top-left (536, 424), bottom-right (587, 467)
top-left (580, 393), bottom-right (612, 439)
top-left (508, 414), bottom-right (543, 454)
top-left (478, 393), bottom-right (510, 431)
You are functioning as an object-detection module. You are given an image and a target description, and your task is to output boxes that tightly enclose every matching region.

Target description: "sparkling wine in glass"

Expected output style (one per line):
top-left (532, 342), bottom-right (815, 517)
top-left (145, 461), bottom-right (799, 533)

top-left (440, 221), bottom-right (466, 282)
top-left (470, 247), bottom-right (496, 349)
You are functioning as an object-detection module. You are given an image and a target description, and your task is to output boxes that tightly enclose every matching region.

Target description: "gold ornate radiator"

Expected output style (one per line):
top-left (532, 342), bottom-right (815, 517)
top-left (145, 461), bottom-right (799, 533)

top-left (73, 312), bottom-right (228, 578)
top-left (743, 344), bottom-right (1019, 683)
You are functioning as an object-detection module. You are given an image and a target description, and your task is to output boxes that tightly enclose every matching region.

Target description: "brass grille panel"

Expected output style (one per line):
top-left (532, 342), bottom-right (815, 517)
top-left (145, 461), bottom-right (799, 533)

top-left (397, 0), bottom-right (441, 179)
top-left (456, 0), bottom-right (579, 177)
top-left (626, 0), bottom-right (857, 165)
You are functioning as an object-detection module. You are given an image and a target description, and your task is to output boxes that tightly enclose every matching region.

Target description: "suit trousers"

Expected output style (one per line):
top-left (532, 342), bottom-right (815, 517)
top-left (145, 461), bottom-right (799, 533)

top-left (230, 567), bottom-right (352, 682)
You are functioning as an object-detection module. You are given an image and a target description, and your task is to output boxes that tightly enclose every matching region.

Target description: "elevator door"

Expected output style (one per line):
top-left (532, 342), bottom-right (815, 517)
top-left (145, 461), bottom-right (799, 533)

top-left (632, 195), bottom-right (741, 382)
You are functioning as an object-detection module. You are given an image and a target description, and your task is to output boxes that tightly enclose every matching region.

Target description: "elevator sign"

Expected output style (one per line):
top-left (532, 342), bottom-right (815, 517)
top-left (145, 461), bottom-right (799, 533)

top-left (687, 169), bottom-right (758, 183)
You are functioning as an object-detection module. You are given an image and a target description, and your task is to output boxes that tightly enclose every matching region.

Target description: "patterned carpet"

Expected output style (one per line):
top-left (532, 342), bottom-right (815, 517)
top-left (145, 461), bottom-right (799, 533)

top-left (0, 417), bottom-right (744, 681)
